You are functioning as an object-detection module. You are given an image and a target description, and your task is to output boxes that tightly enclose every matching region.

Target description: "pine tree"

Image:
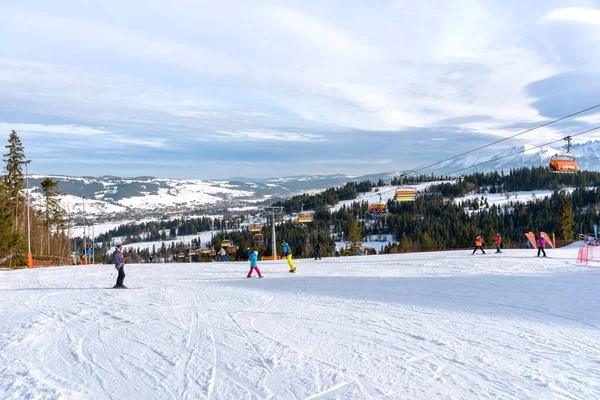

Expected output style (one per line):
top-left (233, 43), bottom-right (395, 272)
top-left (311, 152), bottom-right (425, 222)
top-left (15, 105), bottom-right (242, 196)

top-left (3, 130), bottom-right (26, 230)
top-left (399, 232), bottom-right (410, 252)
top-left (346, 218), bottom-right (361, 252)
top-left (421, 232), bottom-right (433, 250)
top-left (40, 177), bottom-right (63, 255)
top-left (556, 197), bottom-right (574, 241)
top-left (0, 182), bottom-right (15, 256)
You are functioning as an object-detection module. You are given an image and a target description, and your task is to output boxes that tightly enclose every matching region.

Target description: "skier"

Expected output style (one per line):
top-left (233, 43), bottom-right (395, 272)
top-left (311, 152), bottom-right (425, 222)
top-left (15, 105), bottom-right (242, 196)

top-left (219, 247), bottom-right (228, 261)
top-left (314, 243), bottom-right (322, 260)
top-left (526, 239), bottom-right (531, 249)
top-left (281, 240), bottom-right (296, 273)
top-left (472, 236), bottom-right (486, 255)
top-left (537, 234), bottom-right (547, 257)
top-left (245, 247), bottom-right (251, 261)
top-left (247, 250), bottom-right (263, 278)
top-left (113, 245), bottom-right (127, 288)
top-left (495, 233), bottom-right (502, 253)
top-left (334, 245), bottom-right (340, 257)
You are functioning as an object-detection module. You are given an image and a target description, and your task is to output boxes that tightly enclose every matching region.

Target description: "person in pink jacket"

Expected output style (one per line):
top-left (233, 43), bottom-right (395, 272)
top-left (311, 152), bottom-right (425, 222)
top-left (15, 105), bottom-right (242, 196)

top-left (537, 234), bottom-right (547, 257)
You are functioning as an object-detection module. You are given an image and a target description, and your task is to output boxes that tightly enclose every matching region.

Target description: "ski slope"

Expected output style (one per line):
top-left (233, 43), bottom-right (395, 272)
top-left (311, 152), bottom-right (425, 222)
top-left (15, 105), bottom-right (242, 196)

top-left (1, 246), bottom-right (599, 399)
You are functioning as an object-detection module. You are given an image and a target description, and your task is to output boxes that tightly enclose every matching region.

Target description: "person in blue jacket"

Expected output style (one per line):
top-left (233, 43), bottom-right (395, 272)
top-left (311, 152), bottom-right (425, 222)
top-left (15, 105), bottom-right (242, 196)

top-left (247, 250), bottom-right (263, 278)
top-left (281, 240), bottom-right (296, 273)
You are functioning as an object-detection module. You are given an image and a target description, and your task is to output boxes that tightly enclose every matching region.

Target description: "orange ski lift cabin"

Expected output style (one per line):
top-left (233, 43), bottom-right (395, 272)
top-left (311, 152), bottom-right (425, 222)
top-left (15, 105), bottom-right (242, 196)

top-left (221, 239), bottom-right (233, 247)
top-left (253, 233), bottom-right (264, 242)
top-left (368, 193), bottom-right (388, 215)
top-left (549, 136), bottom-right (579, 174)
top-left (249, 224), bottom-right (262, 232)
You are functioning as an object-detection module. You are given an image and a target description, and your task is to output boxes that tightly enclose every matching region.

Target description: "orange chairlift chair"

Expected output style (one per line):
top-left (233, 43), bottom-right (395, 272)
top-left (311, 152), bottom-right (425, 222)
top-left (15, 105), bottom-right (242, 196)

top-left (549, 136), bottom-right (579, 174)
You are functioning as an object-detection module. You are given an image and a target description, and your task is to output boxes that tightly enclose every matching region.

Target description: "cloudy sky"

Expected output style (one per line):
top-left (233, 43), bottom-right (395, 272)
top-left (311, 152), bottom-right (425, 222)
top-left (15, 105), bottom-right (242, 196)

top-left (1, 0), bottom-right (599, 179)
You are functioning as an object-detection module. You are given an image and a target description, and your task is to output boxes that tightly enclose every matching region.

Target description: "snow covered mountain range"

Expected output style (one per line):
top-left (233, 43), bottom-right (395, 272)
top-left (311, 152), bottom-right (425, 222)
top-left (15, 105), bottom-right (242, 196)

top-left (27, 141), bottom-right (600, 221)
top-left (430, 141), bottom-right (600, 175)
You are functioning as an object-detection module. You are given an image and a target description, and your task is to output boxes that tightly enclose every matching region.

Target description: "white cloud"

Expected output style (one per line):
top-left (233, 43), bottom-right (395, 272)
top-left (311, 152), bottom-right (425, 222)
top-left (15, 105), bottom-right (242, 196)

top-left (0, 122), bottom-right (110, 135)
top-left (215, 130), bottom-right (325, 142)
top-left (543, 7), bottom-right (600, 25)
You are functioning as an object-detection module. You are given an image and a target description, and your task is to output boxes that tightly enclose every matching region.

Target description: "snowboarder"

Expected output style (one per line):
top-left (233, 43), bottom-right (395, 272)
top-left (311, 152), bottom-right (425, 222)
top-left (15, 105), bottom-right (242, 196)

top-left (247, 250), bottom-right (263, 278)
top-left (219, 247), bottom-right (228, 261)
top-left (472, 236), bottom-right (486, 254)
top-left (495, 233), bottom-right (502, 253)
top-left (537, 234), bottom-right (547, 257)
top-left (314, 243), bottom-right (322, 260)
top-left (281, 240), bottom-right (296, 273)
top-left (113, 245), bottom-right (127, 288)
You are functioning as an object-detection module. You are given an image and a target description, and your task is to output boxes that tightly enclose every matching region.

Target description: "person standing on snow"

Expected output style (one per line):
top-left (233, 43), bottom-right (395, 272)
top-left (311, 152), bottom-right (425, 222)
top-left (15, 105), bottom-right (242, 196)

top-left (245, 247), bottom-right (251, 261)
top-left (219, 247), bottom-right (228, 261)
top-left (247, 250), bottom-right (263, 278)
top-left (495, 233), bottom-right (502, 253)
top-left (314, 243), bottom-right (322, 260)
top-left (537, 234), bottom-right (547, 257)
top-left (281, 240), bottom-right (296, 273)
top-left (472, 236), bottom-right (486, 255)
top-left (113, 245), bottom-right (127, 288)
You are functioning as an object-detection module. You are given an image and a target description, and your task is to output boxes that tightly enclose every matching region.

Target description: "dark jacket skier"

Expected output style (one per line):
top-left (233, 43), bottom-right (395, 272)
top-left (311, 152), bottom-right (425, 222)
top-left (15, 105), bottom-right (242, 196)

top-left (113, 245), bottom-right (126, 288)
top-left (314, 243), bottom-right (322, 260)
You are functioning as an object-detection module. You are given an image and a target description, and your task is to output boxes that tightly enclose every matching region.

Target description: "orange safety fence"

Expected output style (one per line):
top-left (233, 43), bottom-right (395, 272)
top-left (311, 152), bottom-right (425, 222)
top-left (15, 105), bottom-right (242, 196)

top-left (0, 252), bottom-right (71, 268)
top-left (32, 259), bottom-right (53, 268)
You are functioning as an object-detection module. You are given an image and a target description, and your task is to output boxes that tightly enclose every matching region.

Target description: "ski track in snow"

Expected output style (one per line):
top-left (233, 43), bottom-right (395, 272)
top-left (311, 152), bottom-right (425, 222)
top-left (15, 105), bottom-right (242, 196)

top-left (1, 246), bottom-right (600, 399)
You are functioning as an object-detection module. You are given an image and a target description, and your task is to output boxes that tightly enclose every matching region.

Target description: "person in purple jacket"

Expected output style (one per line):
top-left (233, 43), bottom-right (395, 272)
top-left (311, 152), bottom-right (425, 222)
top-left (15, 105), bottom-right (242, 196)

top-left (537, 234), bottom-right (547, 257)
top-left (113, 245), bottom-right (127, 288)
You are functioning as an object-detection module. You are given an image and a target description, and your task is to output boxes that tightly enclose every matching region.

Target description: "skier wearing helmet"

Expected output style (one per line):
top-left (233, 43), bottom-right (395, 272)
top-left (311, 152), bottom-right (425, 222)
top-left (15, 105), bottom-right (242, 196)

top-left (472, 236), bottom-right (486, 255)
top-left (113, 245), bottom-right (127, 288)
top-left (247, 250), bottom-right (263, 278)
top-left (281, 240), bottom-right (296, 273)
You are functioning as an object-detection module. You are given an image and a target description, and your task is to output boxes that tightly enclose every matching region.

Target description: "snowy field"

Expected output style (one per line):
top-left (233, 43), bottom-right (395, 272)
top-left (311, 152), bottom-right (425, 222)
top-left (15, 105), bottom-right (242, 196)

top-left (1, 245), bottom-right (599, 399)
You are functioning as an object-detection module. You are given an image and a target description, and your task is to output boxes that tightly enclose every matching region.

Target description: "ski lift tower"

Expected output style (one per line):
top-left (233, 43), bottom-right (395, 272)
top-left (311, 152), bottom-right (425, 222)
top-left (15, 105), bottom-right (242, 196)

top-left (263, 206), bottom-right (284, 260)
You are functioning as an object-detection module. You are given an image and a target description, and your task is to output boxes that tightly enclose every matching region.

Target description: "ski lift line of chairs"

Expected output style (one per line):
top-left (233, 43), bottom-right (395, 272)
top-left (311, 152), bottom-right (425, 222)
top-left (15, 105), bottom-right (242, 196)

top-left (549, 136), bottom-right (580, 174)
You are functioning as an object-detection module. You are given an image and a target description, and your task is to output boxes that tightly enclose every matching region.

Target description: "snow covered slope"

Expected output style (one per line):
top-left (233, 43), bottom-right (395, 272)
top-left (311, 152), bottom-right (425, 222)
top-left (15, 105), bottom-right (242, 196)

top-left (1, 246), bottom-right (599, 399)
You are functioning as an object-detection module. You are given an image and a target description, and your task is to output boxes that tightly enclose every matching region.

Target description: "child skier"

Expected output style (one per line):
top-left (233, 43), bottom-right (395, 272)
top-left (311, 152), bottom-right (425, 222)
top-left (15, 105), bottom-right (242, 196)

top-left (472, 236), bottom-right (486, 255)
top-left (495, 233), bottom-right (502, 253)
top-left (537, 234), bottom-right (547, 257)
top-left (247, 250), bottom-right (263, 278)
top-left (282, 241), bottom-right (296, 273)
